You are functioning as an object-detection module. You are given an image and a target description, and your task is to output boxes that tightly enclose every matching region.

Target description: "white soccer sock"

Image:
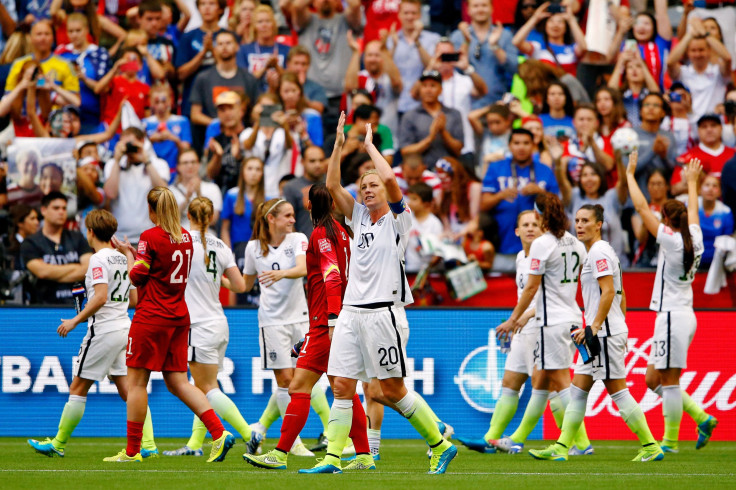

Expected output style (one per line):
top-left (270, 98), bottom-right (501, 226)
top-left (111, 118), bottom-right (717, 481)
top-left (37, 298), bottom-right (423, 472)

top-left (653, 384), bottom-right (663, 397)
top-left (367, 428), bottom-right (381, 456)
top-left (276, 387), bottom-right (291, 417)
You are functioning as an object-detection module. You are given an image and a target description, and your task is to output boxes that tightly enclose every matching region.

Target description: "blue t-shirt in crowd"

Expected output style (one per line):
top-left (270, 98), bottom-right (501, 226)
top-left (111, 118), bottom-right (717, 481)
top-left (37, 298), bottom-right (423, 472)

top-left (236, 42), bottom-right (291, 92)
top-left (221, 188), bottom-right (256, 245)
top-left (699, 200), bottom-right (734, 266)
top-left (481, 155), bottom-right (559, 254)
top-left (55, 44), bottom-right (110, 132)
top-left (175, 28), bottom-right (225, 117)
top-left (539, 113), bottom-right (575, 140)
top-left (143, 115), bottom-right (193, 178)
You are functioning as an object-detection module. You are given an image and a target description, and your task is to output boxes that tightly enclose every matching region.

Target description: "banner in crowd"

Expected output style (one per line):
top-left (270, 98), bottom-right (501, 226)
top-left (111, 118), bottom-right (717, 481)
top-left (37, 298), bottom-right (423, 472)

top-left (0, 308), bottom-right (733, 442)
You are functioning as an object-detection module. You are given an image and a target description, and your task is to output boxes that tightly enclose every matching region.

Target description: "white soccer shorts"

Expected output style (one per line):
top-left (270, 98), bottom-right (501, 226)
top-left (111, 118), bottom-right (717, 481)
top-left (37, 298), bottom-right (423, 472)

top-left (505, 331), bottom-right (537, 376)
top-left (259, 321), bottom-right (309, 370)
top-left (73, 328), bottom-right (128, 381)
top-left (649, 311), bottom-right (697, 370)
top-left (188, 320), bottom-right (229, 368)
top-left (574, 332), bottom-right (628, 380)
top-left (534, 323), bottom-right (575, 370)
top-left (327, 305), bottom-right (407, 382)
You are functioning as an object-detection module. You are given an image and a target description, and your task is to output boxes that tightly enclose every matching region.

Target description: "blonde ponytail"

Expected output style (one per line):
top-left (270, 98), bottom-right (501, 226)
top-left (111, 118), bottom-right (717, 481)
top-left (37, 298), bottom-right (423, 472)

top-left (250, 198), bottom-right (287, 257)
top-left (148, 186), bottom-right (183, 243)
top-left (188, 197), bottom-right (215, 268)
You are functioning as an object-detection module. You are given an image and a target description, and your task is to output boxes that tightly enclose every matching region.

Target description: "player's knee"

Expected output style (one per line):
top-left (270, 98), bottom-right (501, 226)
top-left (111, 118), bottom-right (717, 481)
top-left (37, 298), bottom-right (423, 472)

top-left (364, 381), bottom-right (386, 404)
top-left (645, 371), bottom-right (659, 391)
top-left (331, 378), bottom-right (356, 399)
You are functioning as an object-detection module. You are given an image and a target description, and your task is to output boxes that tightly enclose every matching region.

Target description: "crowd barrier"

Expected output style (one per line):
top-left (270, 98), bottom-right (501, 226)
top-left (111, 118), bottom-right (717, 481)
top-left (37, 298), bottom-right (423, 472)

top-left (0, 307), bottom-right (733, 441)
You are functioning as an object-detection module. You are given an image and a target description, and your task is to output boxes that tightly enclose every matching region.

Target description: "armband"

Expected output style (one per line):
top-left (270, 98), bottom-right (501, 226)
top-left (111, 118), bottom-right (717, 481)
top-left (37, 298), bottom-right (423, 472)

top-left (388, 198), bottom-right (408, 214)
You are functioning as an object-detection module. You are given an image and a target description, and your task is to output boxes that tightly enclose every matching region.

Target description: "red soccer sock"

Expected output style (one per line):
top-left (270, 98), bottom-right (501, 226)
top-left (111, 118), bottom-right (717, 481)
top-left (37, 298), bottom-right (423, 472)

top-left (126, 420), bottom-right (144, 457)
top-left (199, 409), bottom-right (224, 440)
top-left (276, 392), bottom-right (311, 453)
top-left (349, 394), bottom-right (370, 455)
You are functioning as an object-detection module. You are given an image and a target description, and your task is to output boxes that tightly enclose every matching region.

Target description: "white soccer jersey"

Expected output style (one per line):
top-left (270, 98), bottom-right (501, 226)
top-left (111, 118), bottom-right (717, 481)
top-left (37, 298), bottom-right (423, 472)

top-left (516, 250), bottom-right (539, 336)
top-left (84, 248), bottom-right (133, 334)
top-left (244, 232), bottom-right (309, 326)
top-left (580, 240), bottom-right (626, 337)
top-left (529, 231), bottom-right (586, 326)
top-left (343, 201), bottom-right (414, 307)
top-left (186, 230), bottom-right (237, 323)
top-left (650, 224), bottom-right (704, 312)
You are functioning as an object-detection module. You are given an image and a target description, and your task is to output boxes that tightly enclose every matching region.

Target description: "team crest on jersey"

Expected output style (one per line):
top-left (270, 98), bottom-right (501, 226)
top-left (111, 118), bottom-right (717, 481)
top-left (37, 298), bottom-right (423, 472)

top-left (92, 267), bottom-right (103, 279)
top-left (377, 217), bottom-right (385, 226)
top-left (138, 241), bottom-right (147, 254)
top-left (530, 258), bottom-right (540, 271)
top-left (269, 350), bottom-right (277, 362)
top-left (663, 226), bottom-right (674, 235)
top-left (302, 242), bottom-right (308, 251)
top-left (318, 238), bottom-right (332, 252)
top-left (596, 259), bottom-right (609, 272)
top-left (284, 247), bottom-right (294, 258)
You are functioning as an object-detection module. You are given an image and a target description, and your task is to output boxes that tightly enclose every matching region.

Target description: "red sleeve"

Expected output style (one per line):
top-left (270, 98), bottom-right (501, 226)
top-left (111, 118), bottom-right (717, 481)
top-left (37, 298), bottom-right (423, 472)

top-left (318, 236), bottom-right (342, 316)
top-left (130, 235), bottom-right (154, 287)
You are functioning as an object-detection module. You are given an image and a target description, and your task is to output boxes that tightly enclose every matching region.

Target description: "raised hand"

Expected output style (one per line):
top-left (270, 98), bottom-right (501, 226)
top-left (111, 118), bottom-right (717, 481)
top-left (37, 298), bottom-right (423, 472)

top-left (365, 123), bottom-right (373, 148)
top-left (683, 157), bottom-right (703, 184)
top-left (335, 111), bottom-right (346, 147)
top-left (626, 149), bottom-right (638, 177)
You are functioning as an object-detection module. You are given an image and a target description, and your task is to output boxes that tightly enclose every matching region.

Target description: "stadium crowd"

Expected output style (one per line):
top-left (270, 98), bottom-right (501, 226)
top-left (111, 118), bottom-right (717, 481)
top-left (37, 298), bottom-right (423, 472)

top-left (1, 0), bottom-right (736, 306)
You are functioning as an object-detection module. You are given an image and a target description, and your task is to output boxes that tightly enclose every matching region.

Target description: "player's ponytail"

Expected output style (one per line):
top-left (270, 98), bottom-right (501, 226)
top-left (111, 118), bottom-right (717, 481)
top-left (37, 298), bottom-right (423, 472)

top-left (188, 197), bottom-right (214, 268)
top-left (663, 199), bottom-right (694, 274)
top-left (251, 198), bottom-right (288, 257)
top-left (309, 183), bottom-right (339, 246)
top-left (148, 186), bottom-right (183, 243)
top-left (535, 192), bottom-right (568, 239)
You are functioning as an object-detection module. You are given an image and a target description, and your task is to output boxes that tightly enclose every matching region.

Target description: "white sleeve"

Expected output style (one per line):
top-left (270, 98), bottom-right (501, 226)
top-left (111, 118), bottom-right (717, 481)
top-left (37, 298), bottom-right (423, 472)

top-left (590, 246), bottom-right (614, 279)
top-left (656, 223), bottom-right (678, 252)
top-left (243, 241), bottom-right (257, 275)
top-left (393, 198), bottom-right (412, 235)
top-left (528, 235), bottom-right (552, 275)
top-left (88, 254), bottom-right (108, 286)
top-left (220, 243), bottom-right (237, 272)
top-left (293, 233), bottom-right (309, 256)
top-left (152, 157), bottom-right (170, 182)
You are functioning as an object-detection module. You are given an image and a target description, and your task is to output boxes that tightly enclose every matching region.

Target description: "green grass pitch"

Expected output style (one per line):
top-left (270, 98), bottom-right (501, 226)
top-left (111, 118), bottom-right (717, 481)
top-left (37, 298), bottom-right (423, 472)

top-left (2, 438), bottom-right (735, 489)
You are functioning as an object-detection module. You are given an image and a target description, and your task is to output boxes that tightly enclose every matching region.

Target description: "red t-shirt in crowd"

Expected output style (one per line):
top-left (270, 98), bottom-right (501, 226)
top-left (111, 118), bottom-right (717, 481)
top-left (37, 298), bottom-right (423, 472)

top-left (130, 226), bottom-right (193, 327)
top-left (362, 0), bottom-right (401, 44)
top-left (306, 220), bottom-right (350, 329)
top-left (102, 76), bottom-right (149, 125)
top-left (672, 143), bottom-right (736, 186)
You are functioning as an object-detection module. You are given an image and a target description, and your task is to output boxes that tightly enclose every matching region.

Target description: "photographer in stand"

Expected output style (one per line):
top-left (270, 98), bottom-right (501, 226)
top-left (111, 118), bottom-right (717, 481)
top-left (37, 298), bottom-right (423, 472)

top-left (103, 127), bottom-right (170, 246)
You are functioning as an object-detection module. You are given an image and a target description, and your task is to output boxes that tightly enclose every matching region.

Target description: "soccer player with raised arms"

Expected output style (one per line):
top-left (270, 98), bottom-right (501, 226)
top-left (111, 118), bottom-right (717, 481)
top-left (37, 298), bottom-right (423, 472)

top-left (300, 113), bottom-right (456, 475)
top-left (495, 193), bottom-right (586, 455)
top-left (529, 202), bottom-right (664, 462)
top-left (105, 187), bottom-right (234, 463)
top-left (163, 197), bottom-right (260, 457)
top-left (627, 153), bottom-right (718, 452)
top-left (28, 210), bottom-right (158, 459)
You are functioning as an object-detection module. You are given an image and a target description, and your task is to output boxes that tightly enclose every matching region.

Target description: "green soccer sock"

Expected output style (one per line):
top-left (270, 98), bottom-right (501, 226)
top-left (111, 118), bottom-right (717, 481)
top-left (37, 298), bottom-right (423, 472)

top-left (141, 406), bottom-right (156, 450)
top-left (484, 387), bottom-right (519, 440)
top-left (556, 386), bottom-right (588, 448)
top-left (310, 384), bottom-right (331, 432)
top-left (259, 393), bottom-right (281, 429)
top-left (52, 395), bottom-right (86, 450)
top-left (395, 392), bottom-right (446, 450)
top-left (325, 398), bottom-right (353, 459)
top-left (550, 388), bottom-right (591, 449)
top-left (413, 392), bottom-right (441, 423)
top-left (206, 388), bottom-right (252, 440)
top-left (611, 388), bottom-right (656, 446)
top-left (682, 390), bottom-right (709, 425)
top-left (662, 385), bottom-right (683, 442)
top-left (510, 389), bottom-right (548, 443)
top-left (186, 415), bottom-right (207, 450)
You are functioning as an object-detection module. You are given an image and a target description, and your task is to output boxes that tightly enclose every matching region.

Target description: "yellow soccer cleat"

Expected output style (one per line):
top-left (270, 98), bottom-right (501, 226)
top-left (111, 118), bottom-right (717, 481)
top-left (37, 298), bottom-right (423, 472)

top-left (103, 449), bottom-right (143, 463)
top-left (207, 431), bottom-right (235, 462)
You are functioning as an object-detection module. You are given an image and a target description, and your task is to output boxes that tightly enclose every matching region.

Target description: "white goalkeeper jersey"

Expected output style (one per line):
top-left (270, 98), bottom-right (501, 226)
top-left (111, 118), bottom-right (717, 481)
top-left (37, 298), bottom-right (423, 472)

top-left (84, 247), bottom-right (133, 334)
top-left (516, 250), bottom-right (539, 336)
top-left (186, 230), bottom-right (237, 324)
top-left (529, 231), bottom-right (586, 326)
top-left (650, 223), bottom-right (704, 312)
top-left (244, 232), bottom-right (309, 327)
top-left (580, 240), bottom-right (626, 337)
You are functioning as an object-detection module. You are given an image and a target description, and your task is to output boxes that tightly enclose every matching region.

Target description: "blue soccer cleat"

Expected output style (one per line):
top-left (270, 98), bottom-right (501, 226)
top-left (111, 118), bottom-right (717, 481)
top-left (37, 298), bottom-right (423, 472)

top-left (660, 439), bottom-right (679, 454)
top-left (140, 447), bottom-right (159, 459)
top-left (245, 430), bottom-right (263, 456)
top-left (28, 438), bottom-right (64, 457)
top-left (428, 443), bottom-right (457, 474)
top-left (696, 416), bottom-right (718, 450)
top-left (568, 444), bottom-right (594, 456)
top-left (298, 456), bottom-right (342, 474)
top-left (342, 452), bottom-right (380, 461)
top-left (456, 436), bottom-right (497, 454)
top-left (490, 436), bottom-right (524, 454)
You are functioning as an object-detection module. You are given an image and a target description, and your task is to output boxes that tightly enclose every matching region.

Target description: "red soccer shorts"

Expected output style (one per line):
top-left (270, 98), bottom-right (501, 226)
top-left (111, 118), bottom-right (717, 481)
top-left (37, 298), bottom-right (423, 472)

top-left (126, 321), bottom-right (189, 372)
top-left (296, 326), bottom-right (331, 374)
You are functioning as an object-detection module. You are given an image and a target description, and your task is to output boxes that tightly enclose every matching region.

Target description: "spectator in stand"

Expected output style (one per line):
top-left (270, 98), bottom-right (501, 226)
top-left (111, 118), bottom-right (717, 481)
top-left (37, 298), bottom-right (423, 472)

top-left (236, 4), bottom-right (290, 92)
top-left (404, 182), bottom-right (443, 274)
top-left (206, 91), bottom-right (247, 195)
top-left (20, 191), bottom-right (92, 305)
top-left (595, 86), bottom-right (631, 151)
top-left (661, 82), bottom-right (696, 157)
top-left (95, 47), bottom-right (150, 125)
top-left (427, 0), bottom-right (462, 36)
top-left (143, 83), bottom-right (192, 179)
top-left (387, 0), bottom-right (440, 119)
top-left (0, 31), bottom-right (31, 97)
top-left (120, 28), bottom-right (167, 85)
top-left (698, 174), bottom-right (733, 268)
top-left (6, 204), bottom-right (40, 274)
top-left (512, 1), bottom-right (587, 77)
top-left (159, 0), bottom-right (191, 44)
top-left (0, 2), bottom-right (17, 57)
top-left (220, 156), bottom-right (265, 257)
top-left (667, 17), bottom-right (731, 120)
top-left (103, 127), bottom-right (170, 245)
top-left (671, 114), bottom-right (735, 196)
top-left (436, 156), bottom-right (482, 241)
top-left (176, 0), bottom-right (227, 121)
top-left (521, 114), bottom-right (554, 167)
top-left (278, 72), bottom-right (323, 148)
top-left (721, 89), bottom-right (736, 148)
top-left (607, 0), bottom-right (671, 89)
top-left (480, 128), bottom-right (559, 270)
top-left (344, 31), bottom-right (402, 138)
top-left (685, 0), bottom-right (736, 71)
top-left (463, 217), bottom-right (495, 271)
top-left (284, 45), bottom-right (328, 115)
top-left (0, 62), bottom-right (53, 137)
top-left (362, 0), bottom-right (400, 44)
top-left (400, 70), bottom-right (464, 169)
top-left (170, 148), bottom-right (222, 230)
top-left (720, 154), bottom-right (736, 220)
top-left (560, 103), bottom-right (614, 186)
top-left (327, 103), bottom-right (394, 166)
top-left (75, 153), bottom-right (105, 234)
top-left (231, 0), bottom-right (256, 45)
top-left (632, 92), bottom-right (677, 196)
top-left (282, 145), bottom-right (327, 237)
top-left (631, 168), bottom-right (669, 268)
top-left (469, 103), bottom-right (512, 173)
top-left (394, 152), bottom-right (443, 205)
top-left (291, 0), bottom-right (362, 130)
top-left (539, 80), bottom-right (575, 140)
top-left (189, 29), bottom-right (259, 151)
top-left (54, 13), bottom-right (110, 134)
top-left (137, 0), bottom-right (177, 80)
top-left (50, 0), bottom-right (127, 46)
top-left (608, 48), bottom-right (659, 128)
top-left (451, 0), bottom-right (519, 109)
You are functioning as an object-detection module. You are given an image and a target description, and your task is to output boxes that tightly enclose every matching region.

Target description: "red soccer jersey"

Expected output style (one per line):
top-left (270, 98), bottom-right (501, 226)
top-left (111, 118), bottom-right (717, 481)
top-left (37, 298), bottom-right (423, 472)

top-left (101, 76), bottom-right (149, 126)
top-left (306, 220), bottom-right (350, 329)
top-left (672, 144), bottom-right (736, 186)
top-left (130, 226), bottom-right (193, 326)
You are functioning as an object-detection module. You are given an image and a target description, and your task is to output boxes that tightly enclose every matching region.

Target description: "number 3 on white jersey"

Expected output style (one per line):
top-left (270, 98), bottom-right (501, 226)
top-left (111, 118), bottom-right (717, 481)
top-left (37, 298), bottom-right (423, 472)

top-left (171, 249), bottom-right (192, 284)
